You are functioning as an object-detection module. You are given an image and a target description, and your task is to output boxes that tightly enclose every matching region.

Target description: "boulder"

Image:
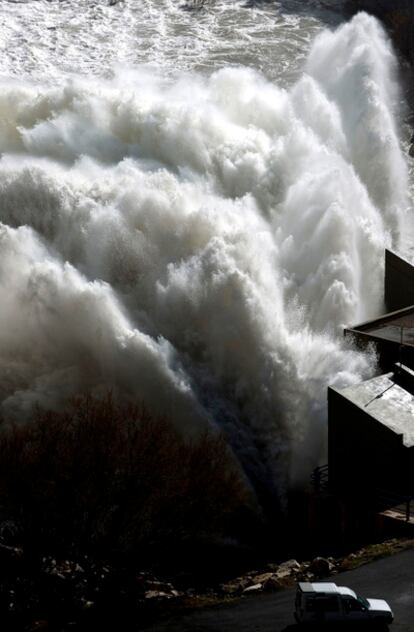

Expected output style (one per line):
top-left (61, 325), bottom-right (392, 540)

top-left (142, 577), bottom-right (183, 600)
top-left (220, 582), bottom-right (243, 595)
top-left (262, 576), bottom-right (282, 591)
top-left (220, 575), bottom-right (252, 594)
top-left (249, 572), bottom-right (282, 591)
top-left (274, 559), bottom-right (302, 579)
top-left (145, 590), bottom-right (173, 600)
top-left (251, 572), bottom-right (274, 585)
top-left (278, 559), bottom-right (301, 572)
top-left (309, 557), bottom-right (331, 577)
top-left (144, 579), bottom-right (174, 592)
top-left (243, 583), bottom-right (263, 594)
top-left (275, 568), bottom-right (291, 579)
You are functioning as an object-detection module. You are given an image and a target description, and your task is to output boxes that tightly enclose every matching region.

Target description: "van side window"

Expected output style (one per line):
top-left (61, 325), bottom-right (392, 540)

top-left (307, 596), bottom-right (339, 612)
top-left (321, 597), bottom-right (339, 612)
top-left (344, 598), bottom-right (364, 612)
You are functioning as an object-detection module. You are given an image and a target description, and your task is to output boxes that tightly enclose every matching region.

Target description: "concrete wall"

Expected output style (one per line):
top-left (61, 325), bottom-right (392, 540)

top-left (328, 387), bottom-right (414, 497)
top-left (385, 249), bottom-right (414, 312)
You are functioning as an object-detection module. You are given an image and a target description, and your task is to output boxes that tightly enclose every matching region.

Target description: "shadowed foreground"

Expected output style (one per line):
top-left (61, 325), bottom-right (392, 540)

top-left (143, 548), bottom-right (414, 631)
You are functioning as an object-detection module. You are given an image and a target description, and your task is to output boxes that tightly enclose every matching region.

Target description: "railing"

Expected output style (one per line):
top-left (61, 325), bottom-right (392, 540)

top-left (310, 468), bottom-right (413, 522)
top-left (375, 488), bottom-right (413, 523)
top-left (311, 464), bottom-right (329, 493)
top-left (311, 464), bottom-right (414, 522)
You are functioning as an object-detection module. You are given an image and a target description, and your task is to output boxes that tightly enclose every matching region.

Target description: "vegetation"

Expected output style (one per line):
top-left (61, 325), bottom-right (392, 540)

top-left (0, 394), bottom-right (249, 568)
top-left (338, 537), bottom-right (414, 571)
top-left (0, 395), bottom-right (264, 629)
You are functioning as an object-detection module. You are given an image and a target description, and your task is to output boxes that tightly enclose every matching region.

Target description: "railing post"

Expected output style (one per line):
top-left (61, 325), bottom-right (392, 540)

top-left (314, 468), bottom-right (320, 493)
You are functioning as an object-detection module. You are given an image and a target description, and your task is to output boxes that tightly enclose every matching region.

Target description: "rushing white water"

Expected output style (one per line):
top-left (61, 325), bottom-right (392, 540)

top-left (0, 2), bottom-right (409, 494)
top-left (0, 0), bottom-right (345, 83)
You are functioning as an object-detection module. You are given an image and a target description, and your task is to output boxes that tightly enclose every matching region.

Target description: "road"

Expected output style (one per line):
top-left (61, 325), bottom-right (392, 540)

top-left (143, 549), bottom-right (414, 631)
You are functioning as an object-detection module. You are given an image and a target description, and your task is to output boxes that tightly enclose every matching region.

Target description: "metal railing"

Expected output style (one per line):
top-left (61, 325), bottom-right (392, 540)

top-left (310, 467), bottom-right (413, 523)
top-left (375, 488), bottom-right (413, 523)
top-left (311, 464), bottom-right (329, 493)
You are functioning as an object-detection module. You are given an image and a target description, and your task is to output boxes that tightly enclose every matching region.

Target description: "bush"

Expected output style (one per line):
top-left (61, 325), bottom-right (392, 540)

top-left (0, 394), bottom-right (249, 564)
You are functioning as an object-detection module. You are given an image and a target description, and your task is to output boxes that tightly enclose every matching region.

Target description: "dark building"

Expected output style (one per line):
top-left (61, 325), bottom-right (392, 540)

top-left (323, 250), bottom-right (414, 536)
top-left (385, 249), bottom-right (414, 312)
top-left (344, 249), bottom-right (414, 372)
top-left (344, 305), bottom-right (414, 372)
top-left (328, 363), bottom-right (414, 499)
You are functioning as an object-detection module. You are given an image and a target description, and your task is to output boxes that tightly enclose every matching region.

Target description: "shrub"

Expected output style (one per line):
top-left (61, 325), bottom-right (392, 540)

top-left (0, 394), bottom-right (249, 564)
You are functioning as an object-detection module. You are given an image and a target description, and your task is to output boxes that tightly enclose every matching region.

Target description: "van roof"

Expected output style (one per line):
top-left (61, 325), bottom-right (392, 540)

top-left (298, 582), bottom-right (338, 594)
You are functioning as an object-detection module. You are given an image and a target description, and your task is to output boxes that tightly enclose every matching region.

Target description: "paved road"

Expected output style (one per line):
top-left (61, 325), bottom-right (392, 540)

top-left (143, 549), bottom-right (414, 631)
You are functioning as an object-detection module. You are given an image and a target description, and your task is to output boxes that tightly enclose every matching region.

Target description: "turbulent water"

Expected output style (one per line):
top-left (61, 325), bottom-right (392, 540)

top-left (0, 0), bottom-right (410, 496)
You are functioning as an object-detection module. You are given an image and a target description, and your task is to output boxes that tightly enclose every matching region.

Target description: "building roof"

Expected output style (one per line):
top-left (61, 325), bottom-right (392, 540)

top-left (346, 304), bottom-right (414, 347)
top-left (330, 364), bottom-right (414, 448)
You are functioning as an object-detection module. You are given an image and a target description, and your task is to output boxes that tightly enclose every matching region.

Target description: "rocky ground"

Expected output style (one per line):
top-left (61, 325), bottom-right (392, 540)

top-left (179, 537), bottom-right (414, 604)
top-left (2, 537), bottom-right (412, 631)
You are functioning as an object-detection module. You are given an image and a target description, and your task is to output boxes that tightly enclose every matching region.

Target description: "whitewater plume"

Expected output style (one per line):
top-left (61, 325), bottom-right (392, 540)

top-left (0, 12), bottom-right (407, 494)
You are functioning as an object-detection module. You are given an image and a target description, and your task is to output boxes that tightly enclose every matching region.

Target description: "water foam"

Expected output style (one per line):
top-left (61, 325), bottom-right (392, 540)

top-left (0, 12), bottom-right (407, 494)
top-left (0, 0), bottom-right (341, 83)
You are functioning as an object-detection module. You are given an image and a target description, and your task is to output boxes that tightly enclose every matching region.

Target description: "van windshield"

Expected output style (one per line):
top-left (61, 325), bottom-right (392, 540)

top-left (357, 595), bottom-right (370, 609)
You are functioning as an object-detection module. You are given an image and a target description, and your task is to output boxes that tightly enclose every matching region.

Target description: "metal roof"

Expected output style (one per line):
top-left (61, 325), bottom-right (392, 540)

top-left (330, 364), bottom-right (414, 448)
top-left (346, 304), bottom-right (414, 347)
top-left (298, 582), bottom-right (338, 594)
top-left (337, 586), bottom-right (357, 598)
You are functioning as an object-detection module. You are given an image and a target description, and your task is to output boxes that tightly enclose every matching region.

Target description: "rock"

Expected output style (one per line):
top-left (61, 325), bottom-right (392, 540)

top-left (145, 590), bottom-right (172, 600)
top-left (251, 572), bottom-right (274, 585)
top-left (252, 572), bottom-right (283, 590)
top-left (143, 578), bottom-right (183, 600)
top-left (309, 557), bottom-right (331, 577)
top-left (243, 583), bottom-right (263, 594)
top-left (273, 559), bottom-right (302, 580)
top-left (275, 568), bottom-right (291, 579)
top-left (278, 559), bottom-right (301, 573)
top-left (144, 580), bottom-right (174, 592)
top-left (220, 574), bottom-right (253, 594)
top-left (262, 576), bottom-right (282, 591)
top-left (220, 582), bottom-right (243, 595)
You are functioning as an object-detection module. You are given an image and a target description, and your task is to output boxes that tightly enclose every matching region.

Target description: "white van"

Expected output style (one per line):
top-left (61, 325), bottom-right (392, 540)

top-left (295, 582), bottom-right (394, 625)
